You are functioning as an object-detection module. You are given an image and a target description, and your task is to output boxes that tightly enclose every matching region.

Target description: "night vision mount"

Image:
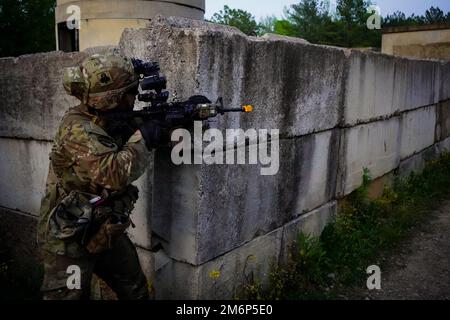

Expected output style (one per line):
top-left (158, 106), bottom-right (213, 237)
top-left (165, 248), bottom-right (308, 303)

top-left (131, 58), bottom-right (170, 105)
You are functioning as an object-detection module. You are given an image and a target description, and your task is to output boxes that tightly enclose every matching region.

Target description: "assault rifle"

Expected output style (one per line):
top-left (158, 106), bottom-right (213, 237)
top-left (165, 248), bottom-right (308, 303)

top-left (99, 59), bottom-right (253, 124)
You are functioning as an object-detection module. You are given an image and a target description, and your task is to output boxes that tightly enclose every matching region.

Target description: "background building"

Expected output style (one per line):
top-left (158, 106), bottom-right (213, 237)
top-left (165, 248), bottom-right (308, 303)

top-left (55, 0), bottom-right (205, 51)
top-left (382, 23), bottom-right (450, 60)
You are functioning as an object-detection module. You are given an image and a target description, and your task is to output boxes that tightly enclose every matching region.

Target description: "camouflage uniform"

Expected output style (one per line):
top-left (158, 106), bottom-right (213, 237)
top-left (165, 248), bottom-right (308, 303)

top-left (38, 52), bottom-right (152, 300)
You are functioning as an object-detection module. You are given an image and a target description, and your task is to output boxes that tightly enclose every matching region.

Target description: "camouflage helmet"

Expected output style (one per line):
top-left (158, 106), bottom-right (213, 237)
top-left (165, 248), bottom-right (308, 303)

top-left (63, 51), bottom-right (139, 111)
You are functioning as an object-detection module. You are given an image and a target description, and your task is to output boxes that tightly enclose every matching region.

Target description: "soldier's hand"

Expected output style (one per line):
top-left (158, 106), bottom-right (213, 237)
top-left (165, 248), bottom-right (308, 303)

top-left (139, 120), bottom-right (171, 150)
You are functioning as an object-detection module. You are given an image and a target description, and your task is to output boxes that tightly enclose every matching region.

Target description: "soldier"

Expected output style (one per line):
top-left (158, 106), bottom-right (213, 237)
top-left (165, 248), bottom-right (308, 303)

top-left (37, 51), bottom-right (165, 300)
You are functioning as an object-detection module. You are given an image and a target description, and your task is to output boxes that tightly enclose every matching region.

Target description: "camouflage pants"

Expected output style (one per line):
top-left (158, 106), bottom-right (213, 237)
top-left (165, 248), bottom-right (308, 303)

top-left (41, 234), bottom-right (149, 300)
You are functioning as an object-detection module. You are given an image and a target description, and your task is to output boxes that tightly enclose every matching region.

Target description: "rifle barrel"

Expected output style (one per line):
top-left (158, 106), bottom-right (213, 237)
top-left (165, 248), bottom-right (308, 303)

top-left (220, 108), bottom-right (246, 113)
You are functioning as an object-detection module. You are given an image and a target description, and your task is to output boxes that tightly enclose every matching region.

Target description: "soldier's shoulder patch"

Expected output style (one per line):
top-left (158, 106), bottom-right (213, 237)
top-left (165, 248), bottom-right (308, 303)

top-left (83, 122), bottom-right (118, 154)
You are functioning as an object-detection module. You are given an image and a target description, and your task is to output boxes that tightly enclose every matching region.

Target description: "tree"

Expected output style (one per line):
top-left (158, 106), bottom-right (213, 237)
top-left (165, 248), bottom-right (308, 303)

top-left (384, 6), bottom-right (450, 27)
top-left (282, 0), bottom-right (380, 47)
top-left (286, 0), bottom-right (331, 41)
top-left (211, 5), bottom-right (259, 36)
top-left (0, 0), bottom-right (56, 57)
top-left (425, 6), bottom-right (446, 24)
top-left (257, 15), bottom-right (277, 36)
top-left (211, 2), bottom-right (449, 49)
top-left (335, 0), bottom-right (380, 47)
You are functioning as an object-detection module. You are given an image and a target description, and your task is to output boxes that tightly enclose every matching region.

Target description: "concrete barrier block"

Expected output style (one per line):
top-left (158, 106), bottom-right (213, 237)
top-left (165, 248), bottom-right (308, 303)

top-left (127, 167), bottom-right (153, 251)
top-left (435, 100), bottom-right (450, 142)
top-left (151, 148), bottom-right (202, 264)
top-left (155, 226), bottom-right (282, 299)
top-left (0, 138), bottom-right (51, 215)
top-left (399, 136), bottom-right (450, 178)
top-left (435, 136), bottom-right (450, 154)
top-left (281, 201), bottom-right (336, 261)
top-left (344, 51), bottom-right (441, 125)
top-left (154, 258), bottom-right (201, 299)
top-left (152, 129), bottom-right (339, 265)
top-left (398, 145), bottom-right (437, 178)
top-left (135, 247), bottom-right (155, 288)
top-left (120, 16), bottom-right (346, 139)
top-left (197, 227), bottom-right (282, 299)
top-left (196, 130), bottom-right (339, 264)
top-left (345, 51), bottom-right (396, 124)
top-left (0, 52), bottom-right (87, 141)
top-left (441, 62), bottom-right (450, 101)
top-left (400, 105), bottom-right (436, 160)
top-left (393, 58), bottom-right (441, 112)
top-left (197, 35), bottom-right (346, 138)
top-left (339, 117), bottom-right (401, 196)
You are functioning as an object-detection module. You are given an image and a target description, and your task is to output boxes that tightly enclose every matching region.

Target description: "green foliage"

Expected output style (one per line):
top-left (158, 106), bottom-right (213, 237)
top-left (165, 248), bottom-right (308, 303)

top-left (0, 0), bottom-right (56, 57)
top-left (211, 2), bottom-right (449, 49)
top-left (244, 152), bottom-right (450, 300)
top-left (261, 0), bottom-right (381, 48)
top-left (211, 5), bottom-right (259, 36)
top-left (384, 6), bottom-right (450, 27)
top-left (257, 16), bottom-right (277, 35)
top-left (273, 20), bottom-right (298, 36)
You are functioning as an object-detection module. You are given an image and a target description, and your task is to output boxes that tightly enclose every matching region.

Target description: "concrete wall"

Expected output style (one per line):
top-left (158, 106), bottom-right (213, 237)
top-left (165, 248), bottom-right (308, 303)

top-left (0, 16), bottom-right (450, 299)
top-left (382, 24), bottom-right (450, 60)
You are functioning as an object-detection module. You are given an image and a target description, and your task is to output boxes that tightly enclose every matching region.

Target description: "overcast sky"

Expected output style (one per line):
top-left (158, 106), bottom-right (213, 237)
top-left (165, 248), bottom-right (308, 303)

top-left (205, 0), bottom-right (450, 21)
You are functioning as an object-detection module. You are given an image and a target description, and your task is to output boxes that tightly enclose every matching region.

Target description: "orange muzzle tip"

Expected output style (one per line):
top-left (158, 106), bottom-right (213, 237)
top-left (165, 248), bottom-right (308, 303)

top-left (243, 105), bottom-right (254, 113)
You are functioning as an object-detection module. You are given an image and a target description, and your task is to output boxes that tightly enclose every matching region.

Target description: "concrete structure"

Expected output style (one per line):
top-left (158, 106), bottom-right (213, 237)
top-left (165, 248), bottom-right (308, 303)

top-left (382, 23), bottom-right (450, 60)
top-left (1, 16), bottom-right (450, 299)
top-left (55, 0), bottom-right (205, 51)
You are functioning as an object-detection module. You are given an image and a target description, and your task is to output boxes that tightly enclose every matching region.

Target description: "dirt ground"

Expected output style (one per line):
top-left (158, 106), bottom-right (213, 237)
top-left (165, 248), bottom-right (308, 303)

top-left (351, 198), bottom-right (450, 300)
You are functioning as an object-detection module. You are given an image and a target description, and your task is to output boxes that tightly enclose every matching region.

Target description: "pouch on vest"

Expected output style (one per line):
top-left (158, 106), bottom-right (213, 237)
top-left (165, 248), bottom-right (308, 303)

top-left (48, 191), bottom-right (97, 242)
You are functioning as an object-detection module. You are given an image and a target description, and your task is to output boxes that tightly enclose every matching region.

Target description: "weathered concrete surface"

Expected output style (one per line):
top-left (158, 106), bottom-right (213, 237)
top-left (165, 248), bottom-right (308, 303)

top-left (399, 145), bottom-right (437, 178)
top-left (155, 228), bottom-right (282, 299)
top-left (197, 35), bottom-right (346, 139)
top-left (127, 169), bottom-right (153, 250)
top-left (154, 201), bottom-right (335, 299)
top-left (120, 16), bottom-right (346, 139)
top-left (152, 130), bottom-right (339, 265)
top-left (398, 136), bottom-right (450, 178)
top-left (0, 52), bottom-right (87, 141)
top-left (136, 247), bottom-right (155, 289)
top-left (339, 117), bottom-right (401, 196)
top-left (441, 62), bottom-right (450, 101)
top-left (0, 16), bottom-right (449, 300)
top-left (435, 136), bottom-right (450, 154)
top-left (393, 58), bottom-right (441, 112)
top-left (435, 100), bottom-right (450, 142)
top-left (154, 256), bottom-right (201, 299)
top-left (0, 138), bottom-right (52, 215)
top-left (344, 51), bottom-right (441, 125)
top-left (0, 135), bottom-right (152, 250)
top-left (400, 105), bottom-right (436, 160)
top-left (281, 201), bottom-right (336, 261)
top-left (344, 52), bottom-right (397, 124)
top-left (0, 207), bottom-right (38, 259)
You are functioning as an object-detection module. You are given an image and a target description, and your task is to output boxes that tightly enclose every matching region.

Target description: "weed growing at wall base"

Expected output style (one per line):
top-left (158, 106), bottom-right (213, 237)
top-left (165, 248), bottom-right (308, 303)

top-left (243, 152), bottom-right (450, 300)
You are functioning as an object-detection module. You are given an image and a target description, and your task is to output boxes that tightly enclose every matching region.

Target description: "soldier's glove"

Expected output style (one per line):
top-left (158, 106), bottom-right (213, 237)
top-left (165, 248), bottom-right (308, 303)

top-left (121, 184), bottom-right (139, 212)
top-left (86, 218), bottom-right (131, 254)
top-left (139, 120), bottom-right (171, 150)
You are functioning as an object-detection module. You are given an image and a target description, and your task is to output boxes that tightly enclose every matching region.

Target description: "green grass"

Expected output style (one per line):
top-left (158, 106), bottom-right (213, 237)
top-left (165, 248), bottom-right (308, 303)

top-left (245, 152), bottom-right (450, 300)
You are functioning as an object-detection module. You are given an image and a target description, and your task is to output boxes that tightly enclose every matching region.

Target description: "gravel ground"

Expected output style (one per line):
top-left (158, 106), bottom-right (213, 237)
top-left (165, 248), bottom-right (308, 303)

top-left (351, 198), bottom-right (450, 300)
